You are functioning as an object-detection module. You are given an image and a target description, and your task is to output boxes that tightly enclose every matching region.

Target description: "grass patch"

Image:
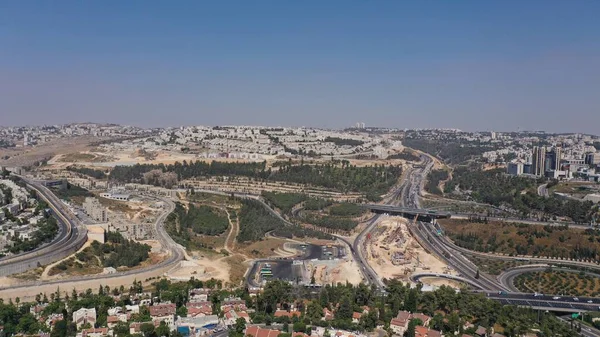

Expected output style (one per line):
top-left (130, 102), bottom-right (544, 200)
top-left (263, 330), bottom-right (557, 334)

top-left (224, 255), bottom-right (247, 286)
top-left (467, 255), bottom-right (529, 275)
top-left (261, 191), bottom-right (307, 214)
top-left (236, 238), bottom-right (287, 258)
top-left (328, 202), bottom-right (364, 217)
top-left (10, 267), bottom-right (44, 281)
top-left (59, 152), bottom-right (112, 163)
top-left (53, 183), bottom-right (93, 203)
top-left (550, 182), bottom-right (599, 195)
top-left (515, 270), bottom-right (600, 297)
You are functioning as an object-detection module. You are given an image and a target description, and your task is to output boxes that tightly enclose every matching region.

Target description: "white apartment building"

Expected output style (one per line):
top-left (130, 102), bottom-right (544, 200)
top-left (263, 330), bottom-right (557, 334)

top-left (73, 308), bottom-right (97, 329)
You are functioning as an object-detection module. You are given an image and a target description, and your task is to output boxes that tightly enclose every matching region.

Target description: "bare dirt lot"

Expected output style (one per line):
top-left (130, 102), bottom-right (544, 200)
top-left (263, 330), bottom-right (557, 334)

top-left (365, 216), bottom-right (456, 284)
top-left (306, 258), bottom-right (363, 285)
top-left (0, 136), bottom-right (105, 167)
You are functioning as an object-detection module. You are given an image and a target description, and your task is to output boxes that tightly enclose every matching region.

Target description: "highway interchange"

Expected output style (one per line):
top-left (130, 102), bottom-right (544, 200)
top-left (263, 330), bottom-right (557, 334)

top-left (4, 158), bottom-right (600, 335)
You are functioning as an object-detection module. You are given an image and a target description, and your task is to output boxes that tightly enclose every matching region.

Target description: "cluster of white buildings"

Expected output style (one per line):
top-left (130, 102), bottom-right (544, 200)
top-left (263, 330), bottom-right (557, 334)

top-left (0, 179), bottom-right (45, 252)
top-left (97, 125), bottom-right (392, 159)
top-left (0, 123), bottom-right (153, 148)
top-left (83, 197), bottom-right (108, 222)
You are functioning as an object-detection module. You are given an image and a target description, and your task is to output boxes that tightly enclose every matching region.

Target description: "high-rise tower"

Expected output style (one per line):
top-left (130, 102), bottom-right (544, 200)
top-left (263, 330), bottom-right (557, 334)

top-left (532, 146), bottom-right (546, 176)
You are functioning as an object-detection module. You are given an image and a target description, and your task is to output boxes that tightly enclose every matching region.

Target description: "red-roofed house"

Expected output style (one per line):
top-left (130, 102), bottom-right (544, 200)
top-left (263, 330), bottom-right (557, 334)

top-left (352, 312), bottom-right (362, 323)
top-left (106, 313), bottom-right (129, 329)
top-left (415, 326), bottom-right (441, 337)
top-left (389, 311), bottom-right (431, 335)
top-left (225, 310), bottom-right (251, 326)
top-left (292, 333), bottom-right (309, 337)
top-left (130, 321), bottom-right (160, 334)
top-left (148, 303), bottom-right (176, 317)
top-left (187, 301), bottom-right (213, 317)
top-left (411, 313), bottom-right (431, 326)
top-left (245, 326), bottom-right (281, 337)
top-left (30, 304), bottom-right (48, 318)
top-left (274, 310), bottom-right (301, 318)
top-left (45, 314), bottom-right (64, 329)
top-left (80, 328), bottom-right (109, 337)
top-left (475, 326), bottom-right (488, 336)
top-left (148, 304), bottom-right (176, 328)
top-left (390, 311), bottom-right (411, 335)
top-left (322, 308), bottom-right (334, 321)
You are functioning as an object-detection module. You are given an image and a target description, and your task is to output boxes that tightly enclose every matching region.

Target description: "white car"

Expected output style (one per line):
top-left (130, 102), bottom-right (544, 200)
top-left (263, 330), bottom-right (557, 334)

top-left (573, 297), bottom-right (579, 301)
top-left (588, 300), bottom-right (594, 303)
top-left (552, 296), bottom-right (561, 300)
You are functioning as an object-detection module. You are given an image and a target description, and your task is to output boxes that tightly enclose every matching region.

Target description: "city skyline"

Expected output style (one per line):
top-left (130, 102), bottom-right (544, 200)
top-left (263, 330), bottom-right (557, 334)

top-left (2, 1), bottom-right (600, 133)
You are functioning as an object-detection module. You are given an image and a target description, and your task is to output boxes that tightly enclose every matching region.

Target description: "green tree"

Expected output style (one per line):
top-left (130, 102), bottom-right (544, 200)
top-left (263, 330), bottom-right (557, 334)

top-left (319, 289), bottom-right (330, 308)
top-left (140, 323), bottom-right (156, 337)
top-left (229, 318), bottom-right (247, 337)
top-left (51, 319), bottom-right (68, 337)
top-left (404, 319), bottom-right (417, 337)
top-left (337, 296), bottom-right (353, 321)
top-left (176, 306), bottom-right (188, 318)
top-left (293, 321), bottom-right (307, 334)
top-left (156, 321), bottom-right (170, 337)
top-left (404, 289), bottom-right (418, 312)
top-left (113, 322), bottom-right (130, 337)
top-left (306, 300), bottom-right (323, 323)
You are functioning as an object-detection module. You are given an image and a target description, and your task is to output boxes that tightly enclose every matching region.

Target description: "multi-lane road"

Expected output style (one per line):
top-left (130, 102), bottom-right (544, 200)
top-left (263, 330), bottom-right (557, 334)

top-left (389, 155), bottom-right (600, 318)
top-left (0, 186), bottom-right (184, 300)
top-left (0, 176), bottom-right (88, 277)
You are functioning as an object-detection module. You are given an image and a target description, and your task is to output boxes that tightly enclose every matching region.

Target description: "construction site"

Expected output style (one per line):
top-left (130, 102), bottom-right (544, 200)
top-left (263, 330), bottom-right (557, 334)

top-left (364, 215), bottom-right (456, 284)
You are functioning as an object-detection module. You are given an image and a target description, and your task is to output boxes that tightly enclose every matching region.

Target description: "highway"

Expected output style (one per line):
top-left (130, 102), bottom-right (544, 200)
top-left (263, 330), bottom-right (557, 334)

top-left (345, 155), bottom-right (445, 290)
top-left (392, 155), bottom-right (600, 316)
top-left (347, 164), bottom-right (424, 289)
top-left (0, 190), bottom-right (184, 298)
top-left (484, 292), bottom-right (600, 313)
top-left (397, 156), bottom-right (503, 291)
top-left (0, 176), bottom-right (88, 277)
top-left (350, 214), bottom-right (384, 288)
top-left (557, 316), bottom-right (600, 337)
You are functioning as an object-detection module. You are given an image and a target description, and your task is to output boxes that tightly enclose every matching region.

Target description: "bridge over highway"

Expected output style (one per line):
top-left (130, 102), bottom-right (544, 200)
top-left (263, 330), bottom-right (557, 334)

top-left (362, 204), bottom-right (452, 221)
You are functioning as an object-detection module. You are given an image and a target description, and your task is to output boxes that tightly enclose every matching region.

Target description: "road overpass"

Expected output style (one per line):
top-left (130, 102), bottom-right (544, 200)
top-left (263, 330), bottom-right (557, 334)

top-left (363, 204), bottom-right (452, 220)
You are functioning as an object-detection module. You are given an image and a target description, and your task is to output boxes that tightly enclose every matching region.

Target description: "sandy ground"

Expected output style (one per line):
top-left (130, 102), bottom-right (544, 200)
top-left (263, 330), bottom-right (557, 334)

top-left (166, 256), bottom-right (230, 282)
top-left (0, 256), bottom-right (177, 302)
top-left (365, 216), bottom-right (455, 283)
top-left (0, 136), bottom-right (105, 167)
top-left (306, 258), bottom-right (363, 285)
top-left (418, 277), bottom-right (465, 289)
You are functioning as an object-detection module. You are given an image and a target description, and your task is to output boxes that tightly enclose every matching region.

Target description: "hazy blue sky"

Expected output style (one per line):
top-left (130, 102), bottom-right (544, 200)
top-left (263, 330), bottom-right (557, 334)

top-left (2, 1), bottom-right (599, 133)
